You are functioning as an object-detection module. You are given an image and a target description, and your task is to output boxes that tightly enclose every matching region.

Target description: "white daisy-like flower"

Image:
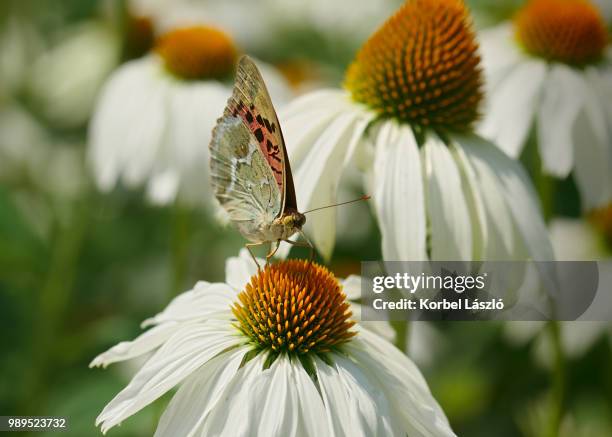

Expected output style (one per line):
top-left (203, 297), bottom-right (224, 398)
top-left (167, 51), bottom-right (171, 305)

top-left (91, 250), bottom-right (455, 436)
top-left (478, 0), bottom-right (612, 210)
top-left (88, 25), bottom-right (291, 205)
top-left (279, 0), bottom-right (553, 262)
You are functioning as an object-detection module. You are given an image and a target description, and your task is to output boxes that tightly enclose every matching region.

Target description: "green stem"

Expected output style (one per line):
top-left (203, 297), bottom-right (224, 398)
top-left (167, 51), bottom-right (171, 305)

top-left (546, 320), bottom-right (566, 437)
top-left (23, 199), bottom-right (89, 412)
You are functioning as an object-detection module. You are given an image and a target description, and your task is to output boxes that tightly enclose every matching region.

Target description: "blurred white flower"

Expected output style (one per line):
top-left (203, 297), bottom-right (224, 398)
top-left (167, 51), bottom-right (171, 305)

top-left (88, 25), bottom-right (291, 205)
top-left (478, 0), bottom-right (612, 209)
top-left (280, 0), bottom-right (553, 261)
top-left (91, 250), bottom-right (455, 436)
top-left (27, 22), bottom-right (120, 129)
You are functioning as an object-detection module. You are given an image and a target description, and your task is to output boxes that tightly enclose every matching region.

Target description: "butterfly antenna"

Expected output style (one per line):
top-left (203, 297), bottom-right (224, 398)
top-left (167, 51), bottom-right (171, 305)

top-left (302, 195), bottom-right (371, 214)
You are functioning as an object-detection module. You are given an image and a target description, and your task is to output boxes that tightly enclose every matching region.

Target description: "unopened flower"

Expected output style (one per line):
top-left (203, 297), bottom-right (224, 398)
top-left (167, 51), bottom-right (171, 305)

top-left (478, 0), bottom-right (612, 209)
top-left (91, 251), bottom-right (454, 436)
top-left (280, 0), bottom-right (553, 261)
top-left (88, 25), bottom-right (291, 205)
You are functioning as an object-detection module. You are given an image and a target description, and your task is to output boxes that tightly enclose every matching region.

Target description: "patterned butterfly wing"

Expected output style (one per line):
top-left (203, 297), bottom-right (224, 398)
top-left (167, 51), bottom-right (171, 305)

top-left (209, 115), bottom-right (282, 241)
top-left (224, 56), bottom-right (298, 213)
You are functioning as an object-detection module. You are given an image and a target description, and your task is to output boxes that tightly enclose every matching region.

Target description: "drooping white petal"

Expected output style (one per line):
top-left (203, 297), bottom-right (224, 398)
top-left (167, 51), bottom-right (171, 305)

top-left (456, 135), bottom-right (554, 261)
top-left (198, 351), bottom-right (268, 436)
top-left (147, 169), bottom-right (180, 204)
top-left (292, 109), bottom-right (370, 259)
top-left (372, 120), bottom-right (426, 261)
top-left (478, 24), bottom-right (524, 92)
top-left (292, 357), bottom-right (329, 436)
top-left (89, 56), bottom-right (169, 190)
top-left (281, 89), bottom-right (354, 165)
top-left (449, 143), bottom-right (489, 260)
top-left (141, 282), bottom-right (235, 327)
top-left (315, 354), bottom-right (403, 436)
top-left (452, 140), bottom-right (516, 260)
top-left (250, 355), bottom-right (299, 436)
top-left (346, 329), bottom-right (456, 437)
top-left (90, 323), bottom-right (180, 369)
top-left (572, 68), bottom-right (612, 209)
top-left (537, 65), bottom-right (585, 177)
top-left (154, 346), bottom-right (248, 437)
top-left (479, 60), bottom-right (547, 157)
top-left (422, 135), bottom-right (472, 260)
top-left (96, 321), bottom-right (239, 433)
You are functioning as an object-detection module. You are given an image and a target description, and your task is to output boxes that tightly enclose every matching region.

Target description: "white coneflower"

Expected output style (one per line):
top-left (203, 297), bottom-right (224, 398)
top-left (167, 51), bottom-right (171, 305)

top-left (280, 0), bottom-right (553, 262)
top-left (88, 25), bottom-right (291, 205)
top-left (91, 250), bottom-right (455, 436)
top-left (478, 0), bottom-right (612, 210)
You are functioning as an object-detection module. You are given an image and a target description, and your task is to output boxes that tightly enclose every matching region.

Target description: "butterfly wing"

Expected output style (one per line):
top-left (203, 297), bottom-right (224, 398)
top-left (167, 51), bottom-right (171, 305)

top-left (210, 115), bottom-right (282, 241)
top-left (225, 56), bottom-right (298, 213)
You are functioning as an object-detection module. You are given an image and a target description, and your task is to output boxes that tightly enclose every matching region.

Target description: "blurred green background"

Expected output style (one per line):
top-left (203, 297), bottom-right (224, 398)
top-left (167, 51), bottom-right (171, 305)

top-left (1, 0), bottom-right (611, 436)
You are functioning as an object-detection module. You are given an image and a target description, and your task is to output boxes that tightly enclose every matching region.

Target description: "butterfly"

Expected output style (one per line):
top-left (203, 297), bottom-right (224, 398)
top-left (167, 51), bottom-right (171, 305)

top-left (209, 56), bottom-right (313, 267)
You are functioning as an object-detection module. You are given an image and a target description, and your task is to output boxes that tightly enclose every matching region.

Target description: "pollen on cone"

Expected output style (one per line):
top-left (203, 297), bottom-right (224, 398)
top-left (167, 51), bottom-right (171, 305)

top-left (232, 260), bottom-right (356, 355)
top-left (515, 0), bottom-right (608, 66)
top-left (344, 0), bottom-right (483, 132)
top-left (155, 26), bottom-right (238, 80)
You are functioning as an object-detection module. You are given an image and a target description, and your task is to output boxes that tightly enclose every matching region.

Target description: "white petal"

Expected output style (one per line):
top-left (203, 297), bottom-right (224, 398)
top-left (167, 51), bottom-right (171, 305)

top-left (147, 169), bottom-right (180, 204)
top-left (250, 355), bottom-right (298, 436)
top-left (141, 282), bottom-right (235, 327)
top-left (96, 322), bottom-right (239, 433)
top-left (198, 352), bottom-right (268, 436)
top-left (90, 323), bottom-right (179, 369)
top-left (422, 135), bottom-right (472, 260)
top-left (88, 57), bottom-right (169, 190)
top-left (347, 329), bottom-right (456, 436)
top-left (154, 346), bottom-right (248, 437)
top-left (449, 143), bottom-right (489, 260)
top-left (291, 357), bottom-right (329, 436)
top-left (456, 135), bottom-right (554, 261)
top-left (224, 248), bottom-right (261, 291)
top-left (372, 121), bottom-right (426, 260)
top-left (315, 354), bottom-right (402, 436)
top-left (293, 109), bottom-right (369, 260)
top-left (281, 89), bottom-right (352, 165)
top-left (478, 24), bottom-right (524, 90)
top-left (537, 65), bottom-right (585, 177)
top-left (452, 140), bottom-right (516, 259)
top-left (479, 60), bottom-right (547, 157)
top-left (572, 69), bottom-right (612, 209)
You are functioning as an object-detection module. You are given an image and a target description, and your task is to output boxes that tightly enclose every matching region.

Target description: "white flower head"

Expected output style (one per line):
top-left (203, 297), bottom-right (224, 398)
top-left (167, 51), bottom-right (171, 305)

top-left (280, 0), bottom-right (553, 262)
top-left (88, 25), bottom-right (291, 205)
top-left (91, 251), bottom-right (455, 436)
top-left (478, 0), bottom-right (612, 210)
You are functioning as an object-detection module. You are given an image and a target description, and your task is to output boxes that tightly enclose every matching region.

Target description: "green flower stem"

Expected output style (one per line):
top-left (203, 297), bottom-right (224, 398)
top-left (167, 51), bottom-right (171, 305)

top-left (393, 321), bottom-right (410, 353)
top-left (23, 198), bottom-right (89, 412)
top-left (546, 320), bottom-right (566, 437)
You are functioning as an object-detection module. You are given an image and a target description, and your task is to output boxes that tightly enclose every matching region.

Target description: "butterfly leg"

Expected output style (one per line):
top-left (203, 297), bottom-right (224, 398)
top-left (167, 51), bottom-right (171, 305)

top-left (265, 240), bottom-right (281, 265)
top-left (245, 242), bottom-right (265, 271)
top-left (283, 231), bottom-right (315, 261)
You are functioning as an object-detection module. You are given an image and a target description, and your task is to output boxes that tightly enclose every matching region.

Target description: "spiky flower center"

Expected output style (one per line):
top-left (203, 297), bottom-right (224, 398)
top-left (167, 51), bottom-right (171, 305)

top-left (515, 0), bottom-right (608, 66)
top-left (155, 26), bottom-right (237, 80)
top-left (344, 0), bottom-right (483, 132)
top-left (232, 260), bottom-right (356, 355)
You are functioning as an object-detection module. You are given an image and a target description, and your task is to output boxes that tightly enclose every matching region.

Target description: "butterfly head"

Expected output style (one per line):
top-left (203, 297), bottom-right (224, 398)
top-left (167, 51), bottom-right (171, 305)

top-left (280, 211), bottom-right (306, 231)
